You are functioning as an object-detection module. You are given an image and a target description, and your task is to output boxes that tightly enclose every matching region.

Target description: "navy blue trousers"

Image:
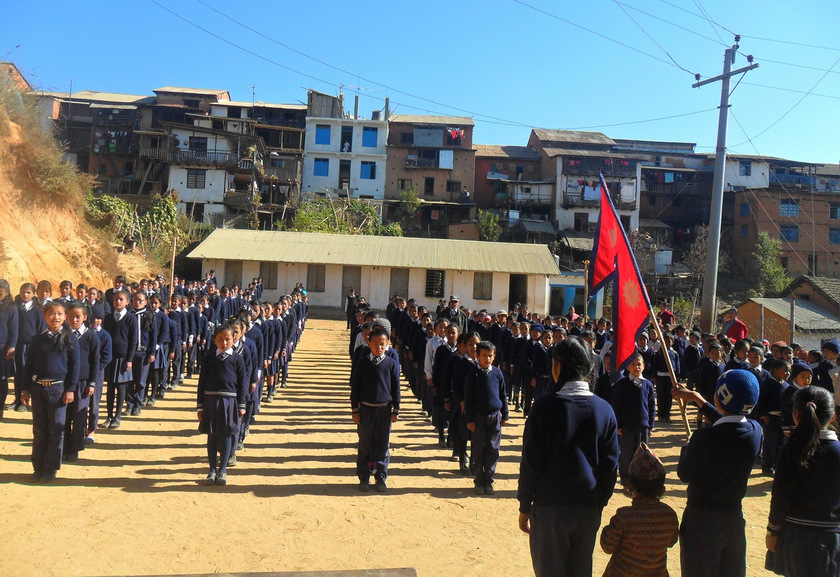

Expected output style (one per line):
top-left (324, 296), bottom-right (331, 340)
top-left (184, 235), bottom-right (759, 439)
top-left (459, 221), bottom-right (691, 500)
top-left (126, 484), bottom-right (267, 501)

top-left (128, 352), bottom-right (150, 409)
top-left (356, 404), bottom-right (392, 481)
top-left (680, 505), bottom-right (747, 577)
top-left (470, 411), bottom-right (502, 486)
top-left (656, 375), bottom-right (675, 422)
top-left (762, 415), bottom-right (783, 473)
top-left (88, 378), bottom-right (104, 433)
top-left (529, 503), bottom-right (602, 577)
top-left (30, 384), bottom-right (67, 474)
top-left (64, 382), bottom-right (90, 454)
top-left (618, 426), bottom-right (650, 484)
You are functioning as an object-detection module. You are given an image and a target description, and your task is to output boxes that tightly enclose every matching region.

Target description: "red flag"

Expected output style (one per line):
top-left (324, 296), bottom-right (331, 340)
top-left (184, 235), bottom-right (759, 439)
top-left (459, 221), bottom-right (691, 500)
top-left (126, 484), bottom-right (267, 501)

top-left (588, 174), bottom-right (652, 369)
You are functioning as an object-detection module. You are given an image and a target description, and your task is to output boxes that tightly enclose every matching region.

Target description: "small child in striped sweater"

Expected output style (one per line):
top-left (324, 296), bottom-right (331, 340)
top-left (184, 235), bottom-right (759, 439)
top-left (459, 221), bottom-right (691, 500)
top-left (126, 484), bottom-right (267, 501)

top-left (600, 442), bottom-right (679, 577)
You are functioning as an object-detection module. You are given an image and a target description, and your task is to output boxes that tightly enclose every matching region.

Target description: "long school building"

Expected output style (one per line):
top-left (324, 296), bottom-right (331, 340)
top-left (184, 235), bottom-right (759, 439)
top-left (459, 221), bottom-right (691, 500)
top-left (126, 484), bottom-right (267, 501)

top-left (187, 229), bottom-right (579, 314)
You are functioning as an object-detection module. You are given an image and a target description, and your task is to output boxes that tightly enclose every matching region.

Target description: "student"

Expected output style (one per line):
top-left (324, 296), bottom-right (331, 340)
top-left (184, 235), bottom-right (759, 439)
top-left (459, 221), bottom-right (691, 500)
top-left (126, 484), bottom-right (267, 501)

top-left (63, 303), bottom-right (100, 462)
top-left (350, 326), bottom-right (400, 492)
top-left (464, 341), bottom-right (508, 495)
top-left (127, 291), bottom-right (157, 416)
top-left (86, 314), bottom-right (112, 444)
top-left (0, 279), bottom-right (18, 419)
top-left (432, 323), bottom-right (458, 448)
top-left (21, 302), bottom-right (80, 483)
top-left (611, 353), bottom-right (656, 487)
top-left (521, 323), bottom-right (545, 416)
top-left (101, 290), bottom-right (138, 429)
top-left (197, 324), bottom-right (248, 486)
top-left (600, 443), bottom-right (679, 577)
top-left (12, 283), bottom-right (45, 412)
top-left (781, 364), bottom-right (812, 437)
top-left (654, 332), bottom-right (680, 423)
top-left (765, 386), bottom-right (840, 577)
top-left (725, 339), bottom-right (750, 371)
top-left (673, 370), bottom-right (762, 577)
top-left (54, 280), bottom-right (76, 309)
top-left (530, 329), bottom-right (554, 401)
top-left (424, 318), bottom-right (448, 443)
top-left (36, 280), bottom-right (53, 304)
top-left (146, 294), bottom-right (170, 406)
top-left (518, 337), bottom-right (619, 577)
top-left (86, 287), bottom-right (106, 321)
top-left (445, 332), bottom-right (481, 475)
top-left (594, 349), bottom-right (622, 405)
top-left (694, 341), bottom-right (725, 427)
top-left (635, 333), bottom-right (657, 380)
top-left (683, 331), bottom-right (703, 387)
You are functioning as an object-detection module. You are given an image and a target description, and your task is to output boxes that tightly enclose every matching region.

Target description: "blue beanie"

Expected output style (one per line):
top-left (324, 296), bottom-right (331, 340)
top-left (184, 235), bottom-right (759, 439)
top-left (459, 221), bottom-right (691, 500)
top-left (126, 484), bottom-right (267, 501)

top-left (715, 369), bottom-right (759, 415)
top-left (530, 324), bottom-right (545, 334)
top-left (823, 339), bottom-right (840, 355)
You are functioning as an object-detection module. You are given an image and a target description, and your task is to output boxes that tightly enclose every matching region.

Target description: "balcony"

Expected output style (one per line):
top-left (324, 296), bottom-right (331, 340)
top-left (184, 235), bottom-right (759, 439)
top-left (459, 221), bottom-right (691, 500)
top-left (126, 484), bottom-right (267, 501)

top-left (643, 182), bottom-right (700, 196)
top-left (563, 191), bottom-right (636, 210)
top-left (223, 189), bottom-right (257, 208)
top-left (139, 147), bottom-right (250, 168)
top-left (405, 157), bottom-right (439, 169)
top-left (770, 172), bottom-right (816, 188)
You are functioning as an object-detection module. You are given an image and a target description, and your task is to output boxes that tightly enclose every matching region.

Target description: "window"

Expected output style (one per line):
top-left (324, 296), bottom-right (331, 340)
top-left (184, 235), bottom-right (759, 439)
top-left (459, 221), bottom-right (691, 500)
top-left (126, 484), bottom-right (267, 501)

top-left (473, 272), bottom-right (493, 301)
top-left (830, 203), bottom-right (840, 220)
top-left (306, 264), bottom-right (326, 292)
top-left (315, 124), bottom-right (331, 145)
top-left (260, 262), bottom-right (278, 290)
top-left (400, 132), bottom-right (413, 145)
top-left (183, 99), bottom-right (201, 108)
top-left (780, 199), bottom-right (799, 217)
top-left (740, 202), bottom-right (750, 217)
top-left (362, 126), bottom-right (378, 147)
top-left (398, 179), bottom-right (413, 190)
top-left (424, 177), bottom-right (435, 196)
top-left (188, 136), bottom-right (208, 151)
top-left (741, 224), bottom-right (749, 238)
top-left (830, 228), bottom-right (840, 245)
top-left (780, 224), bottom-right (799, 242)
top-left (313, 158), bottom-right (329, 177)
top-left (739, 161), bottom-right (752, 176)
top-left (270, 158), bottom-right (285, 168)
top-left (446, 180), bottom-right (461, 193)
top-left (425, 270), bottom-right (444, 298)
top-left (360, 161), bottom-right (376, 180)
top-left (186, 169), bottom-right (206, 189)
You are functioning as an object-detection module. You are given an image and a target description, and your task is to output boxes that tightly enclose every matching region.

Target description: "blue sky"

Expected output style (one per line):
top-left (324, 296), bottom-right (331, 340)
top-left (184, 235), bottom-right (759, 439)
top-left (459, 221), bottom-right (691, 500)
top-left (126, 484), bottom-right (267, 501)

top-left (4, 0), bottom-right (839, 163)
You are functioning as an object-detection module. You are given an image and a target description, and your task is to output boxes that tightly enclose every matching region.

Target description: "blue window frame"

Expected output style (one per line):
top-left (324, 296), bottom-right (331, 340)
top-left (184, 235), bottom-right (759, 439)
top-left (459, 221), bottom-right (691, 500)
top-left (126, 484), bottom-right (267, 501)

top-left (360, 161), bottom-right (376, 180)
top-left (362, 126), bottom-right (378, 147)
top-left (313, 158), bottom-right (329, 177)
top-left (780, 199), bottom-right (799, 217)
top-left (740, 224), bottom-right (748, 237)
top-left (830, 228), bottom-right (840, 245)
top-left (740, 202), bottom-right (749, 217)
top-left (315, 124), bottom-right (330, 145)
top-left (780, 224), bottom-right (799, 242)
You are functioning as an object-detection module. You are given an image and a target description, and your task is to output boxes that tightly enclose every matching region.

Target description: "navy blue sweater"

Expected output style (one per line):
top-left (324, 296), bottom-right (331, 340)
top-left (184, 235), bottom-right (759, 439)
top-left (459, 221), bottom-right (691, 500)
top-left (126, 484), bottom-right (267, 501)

top-left (102, 310), bottom-right (138, 359)
top-left (610, 375), bottom-right (656, 430)
top-left (0, 302), bottom-right (19, 350)
top-left (518, 384), bottom-right (619, 513)
top-left (94, 328), bottom-right (113, 382)
top-left (678, 404), bottom-right (762, 512)
top-left (23, 330), bottom-right (80, 393)
top-left (75, 328), bottom-right (101, 387)
top-left (350, 354), bottom-right (401, 413)
top-left (197, 350), bottom-right (248, 411)
top-left (16, 301), bottom-right (46, 345)
top-left (464, 365), bottom-right (508, 422)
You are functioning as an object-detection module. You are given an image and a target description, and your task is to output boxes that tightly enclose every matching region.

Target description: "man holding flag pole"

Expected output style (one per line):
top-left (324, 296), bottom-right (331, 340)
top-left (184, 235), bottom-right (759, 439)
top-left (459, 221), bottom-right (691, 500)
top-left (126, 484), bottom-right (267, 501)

top-left (587, 174), bottom-right (691, 440)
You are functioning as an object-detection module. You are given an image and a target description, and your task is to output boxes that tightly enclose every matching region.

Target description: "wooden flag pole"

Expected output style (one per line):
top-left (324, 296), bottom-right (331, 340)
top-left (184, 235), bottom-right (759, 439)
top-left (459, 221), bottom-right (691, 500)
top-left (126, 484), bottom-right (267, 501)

top-left (647, 306), bottom-right (692, 440)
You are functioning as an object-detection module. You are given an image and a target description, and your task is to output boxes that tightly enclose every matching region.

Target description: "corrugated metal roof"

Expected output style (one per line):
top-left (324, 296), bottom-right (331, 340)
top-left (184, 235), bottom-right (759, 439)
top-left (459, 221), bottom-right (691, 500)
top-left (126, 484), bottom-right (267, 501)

top-left (748, 298), bottom-right (840, 331)
top-left (188, 229), bottom-right (560, 275)
top-left (389, 114), bottom-right (475, 126)
top-left (518, 219), bottom-right (557, 234)
top-left (88, 103), bottom-right (137, 110)
top-left (542, 147), bottom-right (639, 159)
top-left (153, 86), bottom-right (230, 96)
top-left (38, 90), bottom-right (155, 105)
top-left (640, 218), bottom-right (670, 229)
top-left (474, 144), bottom-right (541, 160)
top-left (532, 129), bottom-right (615, 146)
top-left (213, 101), bottom-right (307, 110)
top-left (561, 230), bottom-right (595, 252)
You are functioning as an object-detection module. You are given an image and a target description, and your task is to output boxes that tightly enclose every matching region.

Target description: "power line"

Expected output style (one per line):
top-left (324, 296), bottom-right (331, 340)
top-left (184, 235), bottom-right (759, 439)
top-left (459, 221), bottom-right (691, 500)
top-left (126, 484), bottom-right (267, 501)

top-left (613, 1), bottom-right (726, 47)
top-left (743, 82), bottom-right (840, 101)
top-left (511, 0), bottom-right (696, 76)
top-left (690, 0), bottom-right (728, 45)
top-left (566, 107), bottom-right (717, 130)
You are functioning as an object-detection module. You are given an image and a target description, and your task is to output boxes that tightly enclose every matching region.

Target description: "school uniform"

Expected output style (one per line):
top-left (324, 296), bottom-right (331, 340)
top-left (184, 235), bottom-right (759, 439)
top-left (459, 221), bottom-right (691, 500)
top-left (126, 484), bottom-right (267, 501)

top-left (510, 335), bottom-right (529, 409)
top-left (64, 326), bottom-right (100, 458)
top-left (186, 303), bottom-right (201, 376)
top-left (23, 329), bottom-right (80, 479)
top-left (755, 375), bottom-right (789, 475)
top-left (87, 326), bottom-right (112, 436)
top-left (350, 352), bottom-right (400, 484)
top-left (13, 299), bottom-right (46, 410)
top-left (611, 374), bottom-right (656, 483)
top-left (148, 308), bottom-right (171, 401)
top-left (530, 343), bottom-right (554, 400)
top-left (245, 322), bottom-right (266, 419)
top-left (231, 337), bottom-right (258, 454)
top-left (431, 341), bottom-right (456, 446)
top-left (813, 359), bottom-right (837, 394)
top-left (636, 346), bottom-right (657, 380)
top-left (102, 309), bottom-right (138, 426)
top-left (725, 356), bottom-right (749, 371)
top-left (423, 333), bottom-right (444, 438)
top-left (464, 363), bottom-right (508, 491)
top-left (594, 369), bottom-right (623, 405)
top-left (168, 307), bottom-right (187, 388)
top-left (446, 354), bottom-right (478, 471)
top-left (694, 357), bottom-right (724, 426)
top-left (521, 340), bottom-right (541, 415)
top-left (654, 347), bottom-right (680, 423)
top-left (85, 298), bottom-right (105, 321)
top-left (0, 299), bottom-right (19, 418)
top-left (128, 308), bottom-right (157, 413)
top-left (683, 343), bottom-right (703, 386)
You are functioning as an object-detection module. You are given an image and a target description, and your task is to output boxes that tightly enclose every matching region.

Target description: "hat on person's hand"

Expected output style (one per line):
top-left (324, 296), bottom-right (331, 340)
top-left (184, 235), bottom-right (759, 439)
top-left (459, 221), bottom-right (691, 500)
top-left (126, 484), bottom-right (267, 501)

top-left (715, 369), bottom-right (759, 415)
top-left (628, 442), bottom-right (665, 480)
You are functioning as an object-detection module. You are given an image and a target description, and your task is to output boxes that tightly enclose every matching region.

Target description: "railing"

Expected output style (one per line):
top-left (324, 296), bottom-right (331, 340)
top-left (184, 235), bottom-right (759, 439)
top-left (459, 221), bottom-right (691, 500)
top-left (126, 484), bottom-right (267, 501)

top-left (644, 182), bottom-right (699, 195)
top-left (564, 160), bottom-right (636, 177)
top-left (563, 191), bottom-right (636, 210)
top-left (770, 172), bottom-right (816, 188)
top-left (223, 190), bottom-right (257, 207)
top-left (139, 147), bottom-right (244, 166)
top-left (405, 157), bottom-right (439, 169)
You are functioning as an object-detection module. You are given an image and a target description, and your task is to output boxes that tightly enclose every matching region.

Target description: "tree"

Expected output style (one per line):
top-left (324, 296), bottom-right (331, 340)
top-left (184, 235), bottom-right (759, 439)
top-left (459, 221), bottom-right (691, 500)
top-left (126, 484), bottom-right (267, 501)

top-left (277, 196), bottom-right (402, 237)
top-left (752, 231), bottom-right (791, 296)
top-left (683, 224), bottom-right (731, 280)
top-left (477, 209), bottom-right (501, 242)
top-left (388, 187), bottom-right (421, 223)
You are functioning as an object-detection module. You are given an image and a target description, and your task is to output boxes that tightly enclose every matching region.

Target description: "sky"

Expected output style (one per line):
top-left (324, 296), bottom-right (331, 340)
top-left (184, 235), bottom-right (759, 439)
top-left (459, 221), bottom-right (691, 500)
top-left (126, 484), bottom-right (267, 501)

top-left (4, 0), bottom-right (839, 163)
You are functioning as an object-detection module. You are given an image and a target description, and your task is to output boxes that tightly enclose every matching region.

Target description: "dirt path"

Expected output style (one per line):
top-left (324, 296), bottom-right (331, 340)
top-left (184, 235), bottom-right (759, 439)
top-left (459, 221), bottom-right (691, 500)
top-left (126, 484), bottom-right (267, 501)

top-left (0, 318), bottom-right (773, 576)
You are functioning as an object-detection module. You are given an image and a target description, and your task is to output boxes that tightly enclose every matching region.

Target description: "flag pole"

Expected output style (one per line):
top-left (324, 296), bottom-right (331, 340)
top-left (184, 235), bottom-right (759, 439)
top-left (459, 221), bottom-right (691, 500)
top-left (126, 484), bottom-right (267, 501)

top-left (583, 260), bottom-right (590, 323)
top-left (646, 308), bottom-right (692, 440)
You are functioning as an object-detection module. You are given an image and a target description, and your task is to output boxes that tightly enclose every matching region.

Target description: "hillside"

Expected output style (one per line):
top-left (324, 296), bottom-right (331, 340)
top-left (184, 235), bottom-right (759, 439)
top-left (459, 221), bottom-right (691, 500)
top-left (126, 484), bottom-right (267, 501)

top-left (0, 102), bottom-right (157, 289)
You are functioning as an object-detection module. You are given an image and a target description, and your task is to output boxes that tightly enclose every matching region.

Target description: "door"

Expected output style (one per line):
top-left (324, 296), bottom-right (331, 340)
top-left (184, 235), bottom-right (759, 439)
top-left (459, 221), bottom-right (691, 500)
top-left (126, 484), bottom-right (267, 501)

top-left (508, 274), bottom-right (528, 311)
top-left (389, 268), bottom-right (410, 299)
top-left (342, 266), bottom-right (362, 306)
top-left (225, 260), bottom-right (243, 287)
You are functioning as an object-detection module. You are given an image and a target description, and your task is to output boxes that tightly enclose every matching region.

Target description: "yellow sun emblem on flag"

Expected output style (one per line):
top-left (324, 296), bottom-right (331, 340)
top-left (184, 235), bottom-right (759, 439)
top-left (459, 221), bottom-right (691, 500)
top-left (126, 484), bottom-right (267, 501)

top-left (623, 277), bottom-right (642, 308)
top-left (608, 226), bottom-right (618, 246)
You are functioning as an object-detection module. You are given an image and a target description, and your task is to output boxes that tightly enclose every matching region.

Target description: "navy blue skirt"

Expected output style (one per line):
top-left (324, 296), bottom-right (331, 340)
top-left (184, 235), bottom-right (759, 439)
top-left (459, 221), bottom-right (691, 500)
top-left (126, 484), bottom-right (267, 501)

top-left (105, 356), bottom-right (133, 383)
top-left (201, 396), bottom-right (239, 437)
top-left (153, 344), bottom-right (169, 370)
top-left (0, 349), bottom-right (13, 379)
top-left (767, 524), bottom-right (840, 577)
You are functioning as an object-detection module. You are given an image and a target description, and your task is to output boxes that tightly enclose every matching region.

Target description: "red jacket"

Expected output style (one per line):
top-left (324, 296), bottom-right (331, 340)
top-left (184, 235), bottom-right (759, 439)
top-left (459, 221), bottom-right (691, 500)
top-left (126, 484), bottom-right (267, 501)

top-left (725, 318), bottom-right (749, 341)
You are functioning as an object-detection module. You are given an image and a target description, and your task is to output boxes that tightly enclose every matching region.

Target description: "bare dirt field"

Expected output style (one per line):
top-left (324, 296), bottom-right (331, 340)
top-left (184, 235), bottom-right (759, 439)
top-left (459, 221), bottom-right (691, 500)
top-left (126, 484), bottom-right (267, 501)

top-left (0, 318), bottom-right (774, 576)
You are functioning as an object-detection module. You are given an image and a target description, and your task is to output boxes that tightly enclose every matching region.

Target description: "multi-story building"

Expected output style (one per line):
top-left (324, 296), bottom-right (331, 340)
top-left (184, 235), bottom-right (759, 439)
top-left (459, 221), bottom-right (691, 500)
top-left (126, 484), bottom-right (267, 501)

top-left (385, 114), bottom-right (476, 236)
top-left (301, 90), bottom-right (388, 200)
top-left (473, 144), bottom-right (542, 210)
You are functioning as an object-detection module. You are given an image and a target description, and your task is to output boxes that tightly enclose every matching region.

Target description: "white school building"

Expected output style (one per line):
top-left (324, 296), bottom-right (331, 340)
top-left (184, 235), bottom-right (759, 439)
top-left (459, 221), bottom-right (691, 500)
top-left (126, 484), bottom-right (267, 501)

top-left (187, 229), bottom-right (580, 314)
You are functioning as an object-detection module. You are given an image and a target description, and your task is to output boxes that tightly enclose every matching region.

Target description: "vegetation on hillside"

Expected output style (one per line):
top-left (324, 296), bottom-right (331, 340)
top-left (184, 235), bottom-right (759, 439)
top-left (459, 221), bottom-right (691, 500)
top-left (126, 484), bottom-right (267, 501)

top-left (277, 195), bottom-right (402, 236)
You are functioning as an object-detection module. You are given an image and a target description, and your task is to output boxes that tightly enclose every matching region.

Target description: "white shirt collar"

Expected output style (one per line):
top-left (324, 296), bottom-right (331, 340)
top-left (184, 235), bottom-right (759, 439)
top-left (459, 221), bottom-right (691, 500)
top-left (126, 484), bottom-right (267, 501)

top-left (21, 300), bottom-right (33, 311)
top-left (73, 325), bottom-right (88, 336)
top-left (558, 380), bottom-right (592, 396)
top-left (714, 415), bottom-right (748, 426)
top-left (217, 347), bottom-right (234, 356)
top-left (820, 430), bottom-right (838, 441)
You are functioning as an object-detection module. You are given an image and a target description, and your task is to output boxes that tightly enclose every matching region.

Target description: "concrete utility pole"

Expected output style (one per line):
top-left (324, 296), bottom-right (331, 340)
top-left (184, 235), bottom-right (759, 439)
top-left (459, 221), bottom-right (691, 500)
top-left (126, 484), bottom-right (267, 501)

top-left (694, 37), bottom-right (759, 331)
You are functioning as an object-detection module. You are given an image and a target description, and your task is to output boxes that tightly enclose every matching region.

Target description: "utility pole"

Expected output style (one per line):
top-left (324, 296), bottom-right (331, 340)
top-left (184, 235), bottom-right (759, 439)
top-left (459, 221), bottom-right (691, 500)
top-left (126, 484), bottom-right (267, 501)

top-left (694, 37), bottom-right (759, 331)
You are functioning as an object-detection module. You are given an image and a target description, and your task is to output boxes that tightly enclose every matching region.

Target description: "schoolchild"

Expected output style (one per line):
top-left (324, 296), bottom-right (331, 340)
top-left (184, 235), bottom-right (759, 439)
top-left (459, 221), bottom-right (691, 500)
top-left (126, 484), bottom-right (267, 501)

top-left (654, 332), bottom-right (680, 423)
top-left (168, 294), bottom-right (188, 389)
top-left (813, 340), bottom-right (839, 394)
top-left (444, 332), bottom-right (481, 475)
top-left (261, 302), bottom-right (279, 402)
top-left (227, 319), bottom-right (257, 466)
top-left (501, 322), bottom-right (520, 404)
top-left (0, 279), bottom-right (18, 419)
top-left (424, 318), bottom-right (448, 442)
top-left (746, 343), bottom-right (771, 387)
top-left (683, 331), bottom-right (703, 386)
top-left (530, 329), bottom-right (554, 400)
top-left (12, 283), bottom-right (45, 412)
top-left (781, 364), bottom-right (812, 437)
top-left (600, 443), bottom-right (679, 577)
top-left (146, 294), bottom-right (170, 405)
top-left (432, 323), bottom-right (458, 448)
top-left (242, 309), bottom-right (266, 434)
top-left (611, 353), bottom-right (656, 486)
top-left (63, 303), bottom-right (100, 462)
top-left (21, 301), bottom-right (80, 483)
top-left (765, 386), bottom-right (840, 577)
top-left (510, 321), bottom-right (531, 412)
top-left (635, 333), bottom-right (657, 380)
top-left (36, 280), bottom-right (52, 304)
top-left (126, 291), bottom-right (157, 416)
top-left (694, 341), bottom-right (725, 427)
top-left (756, 360), bottom-right (791, 476)
top-left (594, 350), bottom-right (623, 405)
top-left (101, 290), bottom-right (137, 429)
top-left (280, 296), bottom-right (297, 388)
top-left (54, 280), bottom-right (76, 309)
top-left (86, 314), bottom-right (112, 443)
top-left (197, 324), bottom-right (248, 486)
top-left (185, 293), bottom-right (201, 377)
top-left (350, 326), bottom-right (400, 492)
top-left (464, 340), bottom-right (508, 495)
top-left (104, 275), bottom-right (126, 315)
top-left (673, 370), bottom-right (762, 577)
top-left (725, 339), bottom-right (751, 371)
top-left (86, 287), bottom-right (106, 321)
top-left (521, 324), bottom-right (545, 416)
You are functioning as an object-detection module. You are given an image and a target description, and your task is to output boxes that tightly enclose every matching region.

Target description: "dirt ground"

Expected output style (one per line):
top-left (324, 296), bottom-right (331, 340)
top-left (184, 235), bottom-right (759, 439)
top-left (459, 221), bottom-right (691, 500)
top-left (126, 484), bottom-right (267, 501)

top-left (0, 318), bottom-right (774, 577)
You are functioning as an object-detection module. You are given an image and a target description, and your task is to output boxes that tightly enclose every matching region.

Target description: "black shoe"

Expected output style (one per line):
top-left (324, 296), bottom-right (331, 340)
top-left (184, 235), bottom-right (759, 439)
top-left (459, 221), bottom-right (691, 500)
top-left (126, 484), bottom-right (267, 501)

top-left (121, 408), bottom-right (129, 416)
top-left (280, 383), bottom-right (288, 389)
top-left (14, 403), bottom-right (28, 412)
top-left (109, 419), bottom-right (121, 429)
top-left (459, 464), bottom-right (471, 476)
top-left (28, 471), bottom-right (42, 483)
top-left (215, 472), bottom-right (227, 486)
top-left (227, 456), bottom-right (237, 467)
top-left (148, 398), bottom-right (156, 407)
top-left (375, 478), bottom-right (387, 493)
top-left (65, 451), bottom-right (79, 463)
top-left (102, 418), bottom-right (113, 429)
top-left (40, 471), bottom-right (57, 484)
top-left (484, 482), bottom-right (495, 495)
top-left (474, 484), bottom-right (486, 495)
top-left (131, 407), bottom-right (141, 416)
top-left (155, 392), bottom-right (165, 400)
top-left (236, 441), bottom-right (244, 451)
top-left (204, 471), bottom-right (217, 485)
top-left (358, 479), bottom-right (370, 492)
